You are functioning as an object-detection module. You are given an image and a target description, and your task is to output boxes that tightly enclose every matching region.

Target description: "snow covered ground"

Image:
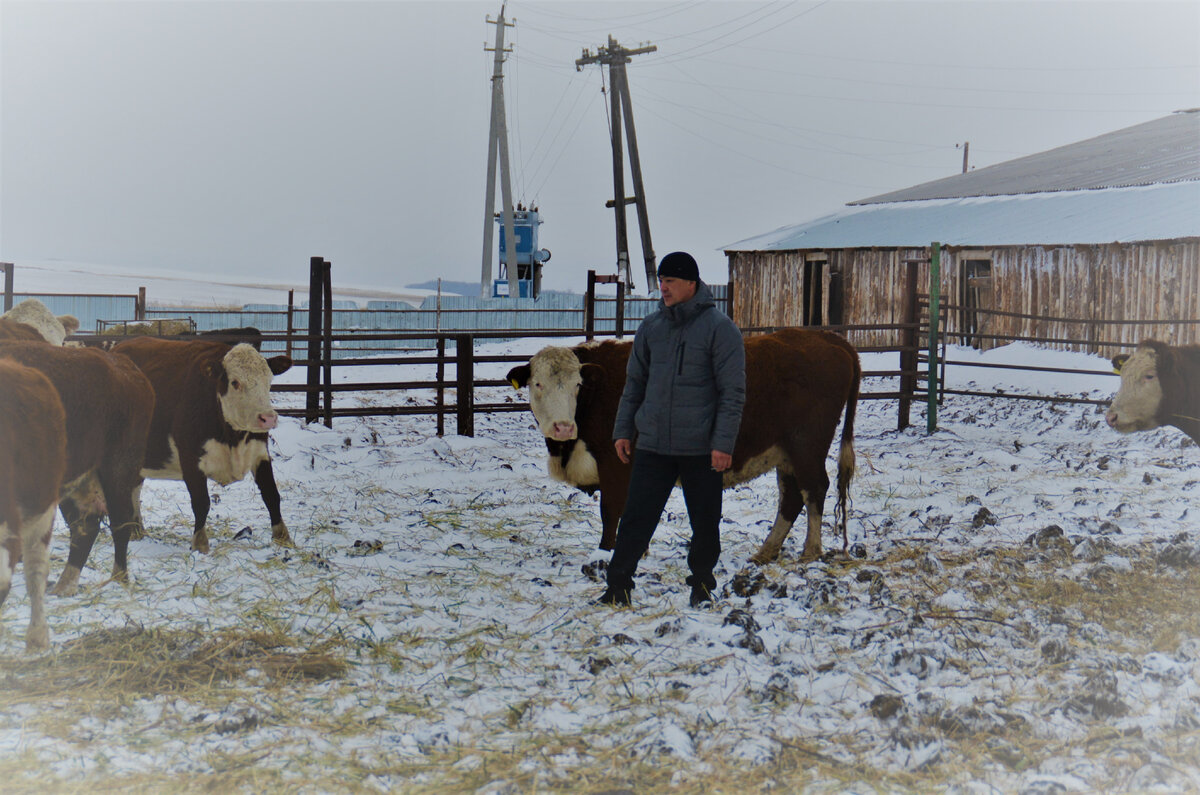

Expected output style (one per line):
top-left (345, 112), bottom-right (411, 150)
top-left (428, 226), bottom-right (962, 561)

top-left (2, 335), bottom-right (1198, 793)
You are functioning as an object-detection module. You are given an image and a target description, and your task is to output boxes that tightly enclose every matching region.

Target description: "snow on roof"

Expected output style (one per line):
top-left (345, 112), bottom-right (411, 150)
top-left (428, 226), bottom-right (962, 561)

top-left (853, 109), bottom-right (1200, 204)
top-left (725, 111), bottom-right (1200, 253)
top-left (723, 180), bottom-right (1200, 251)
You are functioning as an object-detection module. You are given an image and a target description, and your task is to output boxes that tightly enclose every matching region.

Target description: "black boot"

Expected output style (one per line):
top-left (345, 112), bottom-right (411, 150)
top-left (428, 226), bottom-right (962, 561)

top-left (596, 587), bottom-right (631, 607)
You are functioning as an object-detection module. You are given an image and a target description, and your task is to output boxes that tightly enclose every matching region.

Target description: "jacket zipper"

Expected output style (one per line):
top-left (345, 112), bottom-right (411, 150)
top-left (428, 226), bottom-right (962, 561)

top-left (677, 341), bottom-right (686, 375)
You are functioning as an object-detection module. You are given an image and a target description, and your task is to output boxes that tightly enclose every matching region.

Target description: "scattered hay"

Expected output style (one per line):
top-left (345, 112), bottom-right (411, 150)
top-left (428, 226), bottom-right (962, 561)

top-left (0, 625), bottom-right (345, 704)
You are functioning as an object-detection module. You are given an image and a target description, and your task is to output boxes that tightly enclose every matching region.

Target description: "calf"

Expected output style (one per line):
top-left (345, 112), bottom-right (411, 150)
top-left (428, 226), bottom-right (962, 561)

top-left (1107, 340), bottom-right (1200, 445)
top-left (111, 337), bottom-right (293, 553)
top-left (1, 298), bottom-right (79, 345)
top-left (508, 329), bottom-right (861, 563)
top-left (0, 342), bottom-right (154, 596)
top-left (0, 360), bottom-right (67, 651)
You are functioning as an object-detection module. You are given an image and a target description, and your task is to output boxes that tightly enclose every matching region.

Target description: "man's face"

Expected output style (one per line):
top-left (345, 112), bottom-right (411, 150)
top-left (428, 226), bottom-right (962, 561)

top-left (659, 276), bottom-right (697, 307)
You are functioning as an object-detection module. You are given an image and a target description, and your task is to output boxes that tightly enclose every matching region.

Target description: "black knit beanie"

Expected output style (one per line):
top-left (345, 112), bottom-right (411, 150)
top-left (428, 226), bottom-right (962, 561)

top-left (657, 251), bottom-right (699, 281)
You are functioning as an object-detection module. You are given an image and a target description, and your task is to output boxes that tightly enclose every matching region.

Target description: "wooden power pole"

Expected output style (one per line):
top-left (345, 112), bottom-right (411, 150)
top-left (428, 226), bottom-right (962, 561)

top-left (480, 5), bottom-right (519, 299)
top-left (576, 36), bottom-right (657, 293)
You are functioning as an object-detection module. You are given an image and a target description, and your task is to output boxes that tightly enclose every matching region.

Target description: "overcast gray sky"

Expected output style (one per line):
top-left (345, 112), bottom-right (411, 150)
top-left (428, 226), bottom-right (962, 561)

top-left (2, 0), bottom-right (1198, 295)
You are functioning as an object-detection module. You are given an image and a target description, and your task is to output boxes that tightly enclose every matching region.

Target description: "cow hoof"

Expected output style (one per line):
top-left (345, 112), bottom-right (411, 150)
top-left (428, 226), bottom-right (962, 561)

top-left (112, 568), bottom-right (129, 585)
top-left (192, 537), bottom-right (210, 554)
top-left (748, 550), bottom-right (777, 566)
top-left (271, 523), bottom-right (293, 545)
top-left (26, 627), bottom-right (50, 653)
top-left (51, 566), bottom-right (81, 597)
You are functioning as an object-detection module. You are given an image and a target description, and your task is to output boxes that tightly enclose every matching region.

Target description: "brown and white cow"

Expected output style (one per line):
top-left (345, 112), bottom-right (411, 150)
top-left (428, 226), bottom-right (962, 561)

top-left (111, 337), bottom-right (293, 553)
top-left (0, 299), bottom-right (79, 345)
top-left (0, 360), bottom-right (67, 651)
top-left (507, 328), bottom-right (861, 563)
top-left (1107, 340), bottom-right (1200, 445)
top-left (0, 342), bottom-right (154, 596)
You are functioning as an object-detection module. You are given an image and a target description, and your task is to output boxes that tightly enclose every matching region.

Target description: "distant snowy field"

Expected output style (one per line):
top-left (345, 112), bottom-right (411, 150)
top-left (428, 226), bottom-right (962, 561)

top-left (1, 270), bottom-right (1198, 791)
top-left (4, 259), bottom-right (439, 308)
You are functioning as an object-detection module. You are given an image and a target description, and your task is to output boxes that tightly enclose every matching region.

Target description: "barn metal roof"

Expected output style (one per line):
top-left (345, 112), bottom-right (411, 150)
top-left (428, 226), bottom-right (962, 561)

top-left (852, 109), bottom-right (1200, 204)
top-left (723, 180), bottom-right (1200, 251)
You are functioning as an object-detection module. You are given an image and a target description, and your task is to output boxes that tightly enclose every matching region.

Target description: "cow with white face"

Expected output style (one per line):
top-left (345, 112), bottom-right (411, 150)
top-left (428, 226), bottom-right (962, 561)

top-left (1107, 340), bottom-right (1200, 446)
top-left (509, 330), bottom-right (861, 562)
top-left (111, 337), bottom-right (293, 553)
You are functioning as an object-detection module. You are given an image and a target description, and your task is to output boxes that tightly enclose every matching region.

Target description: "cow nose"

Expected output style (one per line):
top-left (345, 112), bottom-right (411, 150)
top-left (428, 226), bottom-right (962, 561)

top-left (258, 411), bottom-right (279, 430)
top-left (551, 421), bottom-right (576, 440)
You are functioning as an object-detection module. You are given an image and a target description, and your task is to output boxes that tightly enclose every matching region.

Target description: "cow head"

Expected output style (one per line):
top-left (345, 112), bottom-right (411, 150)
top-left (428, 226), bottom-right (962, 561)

top-left (507, 346), bottom-right (603, 442)
top-left (1106, 344), bottom-right (1165, 433)
top-left (206, 343), bottom-right (293, 432)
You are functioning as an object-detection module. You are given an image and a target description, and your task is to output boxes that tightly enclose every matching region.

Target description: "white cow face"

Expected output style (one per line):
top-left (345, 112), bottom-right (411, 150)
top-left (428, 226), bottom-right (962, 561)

top-left (1106, 347), bottom-right (1163, 433)
top-left (508, 347), bottom-right (605, 442)
top-left (213, 344), bottom-right (292, 432)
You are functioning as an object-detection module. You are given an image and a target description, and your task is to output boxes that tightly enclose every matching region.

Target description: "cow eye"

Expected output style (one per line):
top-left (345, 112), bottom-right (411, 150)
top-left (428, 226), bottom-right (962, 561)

top-left (231, 379), bottom-right (241, 390)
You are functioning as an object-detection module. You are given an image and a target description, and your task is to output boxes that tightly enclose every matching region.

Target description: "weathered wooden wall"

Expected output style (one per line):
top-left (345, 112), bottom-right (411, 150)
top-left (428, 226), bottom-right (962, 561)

top-left (728, 239), bottom-right (1200, 350)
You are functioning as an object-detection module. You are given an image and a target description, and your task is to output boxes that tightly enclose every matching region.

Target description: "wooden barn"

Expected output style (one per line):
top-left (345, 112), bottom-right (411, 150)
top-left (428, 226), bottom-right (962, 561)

top-left (723, 109), bottom-right (1200, 350)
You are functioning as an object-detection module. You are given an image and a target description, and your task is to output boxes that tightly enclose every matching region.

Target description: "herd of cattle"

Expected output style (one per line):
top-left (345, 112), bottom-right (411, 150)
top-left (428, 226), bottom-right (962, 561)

top-left (0, 297), bottom-right (1197, 653)
top-left (0, 300), bottom-right (292, 651)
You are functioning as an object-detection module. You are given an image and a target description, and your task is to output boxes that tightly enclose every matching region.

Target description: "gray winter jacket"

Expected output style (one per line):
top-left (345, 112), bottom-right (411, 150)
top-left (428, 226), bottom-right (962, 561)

top-left (613, 281), bottom-right (746, 456)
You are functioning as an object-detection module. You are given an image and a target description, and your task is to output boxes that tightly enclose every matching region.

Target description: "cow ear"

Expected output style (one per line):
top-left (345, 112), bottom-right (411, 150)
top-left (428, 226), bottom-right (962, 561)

top-left (507, 364), bottom-right (531, 390)
top-left (203, 361), bottom-right (228, 386)
top-left (580, 362), bottom-right (605, 388)
top-left (1112, 354), bottom-right (1130, 374)
top-left (267, 355), bottom-right (293, 376)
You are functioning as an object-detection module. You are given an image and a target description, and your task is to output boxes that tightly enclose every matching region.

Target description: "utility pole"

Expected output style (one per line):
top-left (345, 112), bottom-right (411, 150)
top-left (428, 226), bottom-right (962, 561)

top-left (576, 36), bottom-right (657, 294)
top-left (958, 141), bottom-right (970, 174)
top-left (480, 4), bottom-right (519, 299)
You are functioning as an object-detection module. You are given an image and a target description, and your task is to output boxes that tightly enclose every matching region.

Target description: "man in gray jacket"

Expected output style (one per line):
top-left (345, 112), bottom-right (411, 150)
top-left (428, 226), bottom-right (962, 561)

top-left (598, 251), bottom-right (746, 608)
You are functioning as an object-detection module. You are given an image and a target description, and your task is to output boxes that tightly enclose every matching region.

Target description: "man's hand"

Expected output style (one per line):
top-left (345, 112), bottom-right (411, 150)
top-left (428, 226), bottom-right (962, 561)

top-left (711, 450), bottom-right (732, 472)
top-left (614, 438), bottom-right (632, 464)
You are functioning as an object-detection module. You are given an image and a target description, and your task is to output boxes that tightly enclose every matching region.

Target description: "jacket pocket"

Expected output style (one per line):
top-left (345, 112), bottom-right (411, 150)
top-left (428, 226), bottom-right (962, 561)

top-left (677, 342), bottom-right (686, 375)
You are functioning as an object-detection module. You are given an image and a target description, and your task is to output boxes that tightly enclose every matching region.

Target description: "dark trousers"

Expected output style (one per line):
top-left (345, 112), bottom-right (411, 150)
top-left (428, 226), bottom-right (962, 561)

top-left (606, 449), bottom-right (724, 594)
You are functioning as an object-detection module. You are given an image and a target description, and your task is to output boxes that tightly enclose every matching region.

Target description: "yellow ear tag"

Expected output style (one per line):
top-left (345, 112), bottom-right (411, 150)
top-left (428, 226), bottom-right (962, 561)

top-left (510, 379), bottom-right (521, 390)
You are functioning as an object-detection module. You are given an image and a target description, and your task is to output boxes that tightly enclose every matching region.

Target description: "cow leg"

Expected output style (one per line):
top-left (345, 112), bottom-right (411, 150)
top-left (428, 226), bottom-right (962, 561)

top-left (597, 465), bottom-right (630, 551)
top-left (129, 480), bottom-right (146, 541)
top-left (52, 498), bottom-right (101, 597)
top-left (0, 533), bottom-right (17, 631)
top-left (794, 459), bottom-right (831, 562)
top-left (181, 466), bottom-right (212, 554)
top-left (750, 469), bottom-right (805, 565)
top-left (21, 505), bottom-right (56, 651)
top-left (99, 475), bottom-right (140, 585)
top-left (253, 458), bottom-right (291, 545)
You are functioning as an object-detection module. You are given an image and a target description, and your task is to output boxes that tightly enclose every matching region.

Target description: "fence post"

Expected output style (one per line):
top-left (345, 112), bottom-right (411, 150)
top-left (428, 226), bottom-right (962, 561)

top-left (615, 282), bottom-right (625, 339)
top-left (455, 334), bottom-right (475, 437)
top-left (898, 260), bottom-right (919, 431)
top-left (136, 286), bottom-right (147, 320)
top-left (927, 242), bottom-right (942, 434)
top-left (305, 256), bottom-right (324, 424)
top-left (286, 289), bottom-right (295, 359)
top-left (585, 270), bottom-right (597, 340)
top-left (322, 260), bottom-right (333, 429)
top-left (1, 262), bottom-right (12, 311)
top-left (436, 336), bottom-right (446, 437)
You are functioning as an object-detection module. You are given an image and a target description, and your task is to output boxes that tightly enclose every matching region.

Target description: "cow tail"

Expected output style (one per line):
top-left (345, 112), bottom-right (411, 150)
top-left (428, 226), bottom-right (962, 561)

top-left (834, 353), bottom-right (861, 552)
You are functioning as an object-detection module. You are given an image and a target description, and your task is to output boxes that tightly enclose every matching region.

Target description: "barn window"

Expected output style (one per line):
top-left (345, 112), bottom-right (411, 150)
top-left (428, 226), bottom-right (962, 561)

top-left (959, 256), bottom-right (993, 348)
